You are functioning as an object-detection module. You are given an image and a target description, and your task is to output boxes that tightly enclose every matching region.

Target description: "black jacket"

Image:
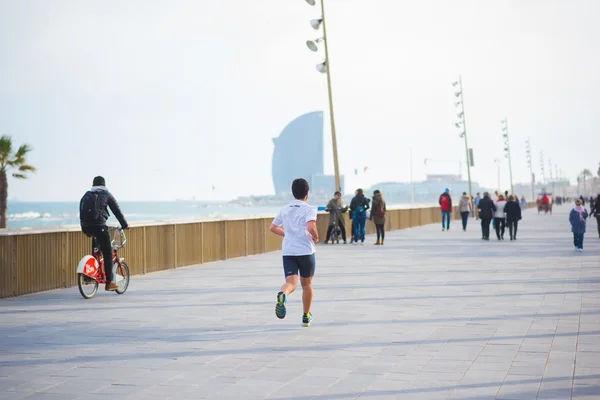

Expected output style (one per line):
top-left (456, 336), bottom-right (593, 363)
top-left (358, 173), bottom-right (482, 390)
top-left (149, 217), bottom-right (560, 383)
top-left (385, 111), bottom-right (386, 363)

top-left (505, 200), bottom-right (522, 222)
top-left (477, 197), bottom-right (497, 219)
top-left (80, 187), bottom-right (128, 228)
top-left (350, 195), bottom-right (370, 214)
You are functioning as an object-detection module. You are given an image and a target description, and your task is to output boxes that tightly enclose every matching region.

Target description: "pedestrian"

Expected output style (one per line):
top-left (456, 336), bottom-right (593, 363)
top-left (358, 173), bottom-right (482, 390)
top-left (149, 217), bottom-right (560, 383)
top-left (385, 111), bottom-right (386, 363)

top-left (589, 194), bottom-right (600, 238)
top-left (370, 189), bottom-right (386, 245)
top-left (269, 178), bottom-right (318, 327)
top-left (505, 195), bottom-right (522, 240)
top-left (520, 195), bottom-right (527, 210)
top-left (350, 188), bottom-right (369, 244)
top-left (569, 198), bottom-right (588, 252)
top-left (349, 189), bottom-right (358, 243)
top-left (324, 191), bottom-right (348, 244)
top-left (439, 188), bottom-right (452, 231)
top-left (477, 192), bottom-right (496, 240)
top-left (458, 192), bottom-right (472, 231)
top-left (494, 194), bottom-right (507, 240)
top-left (474, 192), bottom-right (482, 220)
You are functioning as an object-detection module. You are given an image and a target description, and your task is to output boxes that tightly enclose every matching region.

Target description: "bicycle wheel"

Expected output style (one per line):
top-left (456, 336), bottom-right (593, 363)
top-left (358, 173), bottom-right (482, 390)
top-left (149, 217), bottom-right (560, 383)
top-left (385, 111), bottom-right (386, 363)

top-left (115, 262), bottom-right (130, 295)
top-left (77, 273), bottom-right (98, 299)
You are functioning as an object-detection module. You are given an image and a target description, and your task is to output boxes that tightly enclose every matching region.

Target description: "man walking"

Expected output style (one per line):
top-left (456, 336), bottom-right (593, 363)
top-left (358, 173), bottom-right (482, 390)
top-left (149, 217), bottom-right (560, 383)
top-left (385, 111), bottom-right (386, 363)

top-left (350, 189), bottom-right (369, 244)
top-left (439, 188), bottom-right (453, 231)
top-left (474, 192), bottom-right (482, 220)
top-left (270, 178), bottom-right (319, 327)
top-left (478, 192), bottom-right (496, 240)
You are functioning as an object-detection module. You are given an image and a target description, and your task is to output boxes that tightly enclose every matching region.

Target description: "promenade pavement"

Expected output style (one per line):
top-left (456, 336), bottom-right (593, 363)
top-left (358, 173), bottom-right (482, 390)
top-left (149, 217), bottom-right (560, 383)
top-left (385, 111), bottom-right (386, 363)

top-left (1, 206), bottom-right (599, 400)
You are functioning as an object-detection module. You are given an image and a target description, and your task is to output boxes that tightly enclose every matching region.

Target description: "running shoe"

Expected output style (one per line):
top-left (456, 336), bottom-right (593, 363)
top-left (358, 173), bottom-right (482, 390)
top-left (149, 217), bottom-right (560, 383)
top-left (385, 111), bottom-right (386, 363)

top-left (275, 292), bottom-right (287, 319)
top-left (302, 312), bottom-right (313, 327)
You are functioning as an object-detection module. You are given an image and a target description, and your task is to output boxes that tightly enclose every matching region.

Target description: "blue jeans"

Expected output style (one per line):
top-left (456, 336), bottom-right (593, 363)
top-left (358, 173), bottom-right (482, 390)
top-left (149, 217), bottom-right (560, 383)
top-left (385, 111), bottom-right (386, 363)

top-left (574, 233), bottom-right (584, 249)
top-left (353, 215), bottom-right (366, 242)
top-left (441, 211), bottom-right (451, 229)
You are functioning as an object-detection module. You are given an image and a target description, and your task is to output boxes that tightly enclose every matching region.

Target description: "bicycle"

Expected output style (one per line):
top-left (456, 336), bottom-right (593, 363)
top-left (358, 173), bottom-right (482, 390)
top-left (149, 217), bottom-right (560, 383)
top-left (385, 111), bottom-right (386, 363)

top-left (76, 226), bottom-right (130, 299)
top-left (328, 207), bottom-right (346, 244)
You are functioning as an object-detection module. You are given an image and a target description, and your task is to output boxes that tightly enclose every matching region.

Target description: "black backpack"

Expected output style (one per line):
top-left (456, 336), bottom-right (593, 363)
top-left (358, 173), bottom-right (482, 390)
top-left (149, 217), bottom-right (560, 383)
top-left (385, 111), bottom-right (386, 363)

top-left (80, 191), bottom-right (100, 221)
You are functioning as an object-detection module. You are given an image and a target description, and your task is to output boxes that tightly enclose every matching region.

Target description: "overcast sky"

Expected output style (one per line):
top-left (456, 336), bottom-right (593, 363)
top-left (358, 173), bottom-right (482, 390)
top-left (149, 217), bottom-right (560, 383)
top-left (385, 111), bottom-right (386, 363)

top-left (1, 0), bottom-right (599, 201)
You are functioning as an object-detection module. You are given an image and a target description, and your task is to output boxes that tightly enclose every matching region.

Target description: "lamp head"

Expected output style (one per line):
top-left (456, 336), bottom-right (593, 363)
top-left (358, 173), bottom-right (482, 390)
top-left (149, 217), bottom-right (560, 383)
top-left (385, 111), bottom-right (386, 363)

top-left (306, 40), bottom-right (319, 52)
top-left (311, 18), bottom-right (322, 29)
top-left (316, 61), bottom-right (327, 73)
top-left (305, 0), bottom-right (316, 5)
top-left (455, 92), bottom-right (461, 98)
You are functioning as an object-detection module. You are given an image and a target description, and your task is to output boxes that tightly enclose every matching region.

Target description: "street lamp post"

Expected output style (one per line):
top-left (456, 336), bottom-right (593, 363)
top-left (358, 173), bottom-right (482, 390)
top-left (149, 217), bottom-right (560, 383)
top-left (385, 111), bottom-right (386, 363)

top-left (452, 75), bottom-right (473, 199)
top-left (525, 138), bottom-right (535, 201)
top-left (501, 118), bottom-right (514, 194)
top-left (305, 0), bottom-right (341, 192)
top-left (494, 158), bottom-right (501, 193)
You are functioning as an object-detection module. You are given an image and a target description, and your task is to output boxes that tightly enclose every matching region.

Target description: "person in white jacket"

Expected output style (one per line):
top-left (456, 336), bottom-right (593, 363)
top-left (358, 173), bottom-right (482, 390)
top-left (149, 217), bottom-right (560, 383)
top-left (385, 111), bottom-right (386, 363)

top-left (494, 194), bottom-right (507, 240)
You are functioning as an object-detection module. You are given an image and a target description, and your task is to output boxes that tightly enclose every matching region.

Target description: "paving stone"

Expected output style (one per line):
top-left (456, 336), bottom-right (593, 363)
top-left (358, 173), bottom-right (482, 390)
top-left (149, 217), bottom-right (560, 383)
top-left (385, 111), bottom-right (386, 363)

top-left (1, 207), bottom-right (599, 398)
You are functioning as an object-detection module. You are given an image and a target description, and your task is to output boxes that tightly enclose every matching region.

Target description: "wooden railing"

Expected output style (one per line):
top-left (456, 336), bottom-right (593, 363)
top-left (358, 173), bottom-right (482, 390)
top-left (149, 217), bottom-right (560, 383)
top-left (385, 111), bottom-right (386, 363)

top-left (0, 203), bottom-right (536, 299)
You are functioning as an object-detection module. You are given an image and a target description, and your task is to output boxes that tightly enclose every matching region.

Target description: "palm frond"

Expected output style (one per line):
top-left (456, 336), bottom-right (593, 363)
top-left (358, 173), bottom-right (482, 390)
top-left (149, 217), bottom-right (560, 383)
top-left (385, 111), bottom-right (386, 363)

top-left (18, 164), bottom-right (36, 173)
top-left (14, 144), bottom-right (33, 159)
top-left (0, 135), bottom-right (12, 164)
top-left (12, 173), bottom-right (27, 179)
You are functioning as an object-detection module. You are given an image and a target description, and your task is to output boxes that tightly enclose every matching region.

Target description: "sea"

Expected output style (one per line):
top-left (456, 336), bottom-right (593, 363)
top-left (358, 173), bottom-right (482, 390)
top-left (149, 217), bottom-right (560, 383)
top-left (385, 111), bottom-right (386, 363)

top-left (5, 201), bottom-right (284, 230)
top-left (5, 200), bottom-right (436, 230)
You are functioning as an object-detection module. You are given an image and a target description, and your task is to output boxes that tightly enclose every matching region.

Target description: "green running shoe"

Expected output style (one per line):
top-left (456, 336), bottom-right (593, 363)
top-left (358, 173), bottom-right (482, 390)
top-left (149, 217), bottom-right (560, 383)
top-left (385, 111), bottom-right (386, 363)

top-left (275, 292), bottom-right (287, 319)
top-left (302, 312), bottom-right (313, 327)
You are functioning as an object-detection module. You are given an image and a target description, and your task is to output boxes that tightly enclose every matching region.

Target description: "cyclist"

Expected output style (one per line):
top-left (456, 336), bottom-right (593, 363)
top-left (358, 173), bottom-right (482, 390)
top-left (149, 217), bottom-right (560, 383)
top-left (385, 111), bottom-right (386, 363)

top-left (324, 191), bottom-right (348, 244)
top-left (79, 176), bottom-right (129, 291)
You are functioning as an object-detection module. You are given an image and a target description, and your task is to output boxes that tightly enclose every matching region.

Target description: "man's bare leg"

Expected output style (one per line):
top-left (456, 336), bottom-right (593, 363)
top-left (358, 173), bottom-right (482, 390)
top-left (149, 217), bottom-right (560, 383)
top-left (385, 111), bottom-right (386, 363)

top-left (300, 277), bottom-right (313, 315)
top-left (281, 275), bottom-right (297, 296)
top-left (276, 275), bottom-right (297, 319)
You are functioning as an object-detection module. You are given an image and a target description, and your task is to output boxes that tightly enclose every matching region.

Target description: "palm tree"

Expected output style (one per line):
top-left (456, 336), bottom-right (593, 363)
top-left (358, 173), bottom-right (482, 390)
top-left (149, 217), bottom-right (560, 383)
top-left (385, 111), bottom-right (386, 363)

top-left (0, 135), bottom-right (36, 229)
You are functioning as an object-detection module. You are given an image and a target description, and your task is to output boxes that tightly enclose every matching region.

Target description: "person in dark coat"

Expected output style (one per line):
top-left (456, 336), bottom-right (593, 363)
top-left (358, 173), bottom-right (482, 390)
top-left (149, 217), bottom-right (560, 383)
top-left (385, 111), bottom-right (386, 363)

top-left (570, 199), bottom-right (589, 251)
top-left (505, 195), bottom-right (522, 240)
top-left (350, 189), bottom-right (370, 244)
top-left (324, 191), bottom-right (348, 244)
top-left (370, 190), bottom-right (387, 245)
top-left (477, 192), bottom-right (496, 240)
top-left (589, 194), bottom-right (600, 238)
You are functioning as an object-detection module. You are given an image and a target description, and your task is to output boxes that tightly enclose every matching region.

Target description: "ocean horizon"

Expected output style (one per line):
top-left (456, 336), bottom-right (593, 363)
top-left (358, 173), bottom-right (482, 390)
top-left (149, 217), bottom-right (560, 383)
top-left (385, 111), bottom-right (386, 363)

top-left (5, 200), bottom-right (437, 230)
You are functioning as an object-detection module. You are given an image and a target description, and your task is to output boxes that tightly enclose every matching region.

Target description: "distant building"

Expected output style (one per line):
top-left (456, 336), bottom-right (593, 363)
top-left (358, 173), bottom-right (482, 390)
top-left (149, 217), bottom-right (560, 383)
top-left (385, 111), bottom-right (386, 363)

top-left (272, 111), bottom-right (343, 196)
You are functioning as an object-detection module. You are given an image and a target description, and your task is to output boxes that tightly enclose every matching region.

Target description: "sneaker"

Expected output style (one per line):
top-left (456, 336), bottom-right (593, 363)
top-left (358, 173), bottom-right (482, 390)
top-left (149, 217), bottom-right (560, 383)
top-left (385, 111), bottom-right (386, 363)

top-left (105, 282), bottom-right (119, 291)
top-left (275, 292), bottom-right (287, 319)
top-left (302, 312), bottom-right (313, 327)
top-left (343, 240), bottom-right (347, 244)
top-left (442, 228), bottom-right (445, 232)
top-left (578, 248), bottom-right (583, 252)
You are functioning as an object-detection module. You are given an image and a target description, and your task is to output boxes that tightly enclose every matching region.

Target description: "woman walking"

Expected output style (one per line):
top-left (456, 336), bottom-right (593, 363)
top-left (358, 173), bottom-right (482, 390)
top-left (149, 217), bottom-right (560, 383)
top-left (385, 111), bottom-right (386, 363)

top-left (505, 195), bottom-right (522, 240)
top-left (370, 190), bottom-right (387, 245)
top-left (458, 192), bottom-right (472, 231)
top-left (570, 199), bottom-right (588, 251)
top-left (494, 194), bottom-right (507, 240)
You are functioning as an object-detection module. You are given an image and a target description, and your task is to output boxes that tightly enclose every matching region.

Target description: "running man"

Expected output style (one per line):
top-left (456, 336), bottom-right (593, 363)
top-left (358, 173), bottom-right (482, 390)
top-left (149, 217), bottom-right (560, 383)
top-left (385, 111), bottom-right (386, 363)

top-left (269, 178), bottom-right (319, 327)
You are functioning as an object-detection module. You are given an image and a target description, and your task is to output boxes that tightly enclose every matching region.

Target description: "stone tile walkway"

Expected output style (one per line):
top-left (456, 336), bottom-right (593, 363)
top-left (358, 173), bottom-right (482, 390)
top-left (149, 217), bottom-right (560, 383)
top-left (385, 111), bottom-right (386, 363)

top-left (1, 206), bottom-right (599, 399)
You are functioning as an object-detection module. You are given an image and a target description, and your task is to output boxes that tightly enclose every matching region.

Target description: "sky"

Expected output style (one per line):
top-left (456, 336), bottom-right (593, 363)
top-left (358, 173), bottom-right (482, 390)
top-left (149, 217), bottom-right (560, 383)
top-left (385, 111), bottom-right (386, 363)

top-left (1, 0), bottom-right (599, 202)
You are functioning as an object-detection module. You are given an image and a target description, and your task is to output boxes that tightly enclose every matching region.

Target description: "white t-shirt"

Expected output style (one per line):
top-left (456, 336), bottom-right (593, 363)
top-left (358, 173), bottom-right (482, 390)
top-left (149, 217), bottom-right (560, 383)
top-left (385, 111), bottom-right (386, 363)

top-left (272, 200), bottom-right (318, 256)
top-left (494, 200), bottom-right (507, 218)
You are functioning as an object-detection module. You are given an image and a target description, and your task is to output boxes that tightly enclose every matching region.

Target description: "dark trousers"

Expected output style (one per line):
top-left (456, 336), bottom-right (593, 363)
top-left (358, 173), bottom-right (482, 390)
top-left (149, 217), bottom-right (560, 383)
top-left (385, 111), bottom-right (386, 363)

top-left (460, 212), bottom-right (469, 230)
top-left (494, 218), bottom-right (506, 239)
top-left (596, 216), bottom-right (600, 237)
top-left (574, 233), bottom-right (584, 249)
top-left (82, 226), bottom-right (114, 283)
top-left (507, 220), bottom-right (518, 239)
top-left (376, 224), bottom-right (385, 241)
top-left (481, 218), bottom-right (492, 239)
top-left (326, 220), bottom-right (346, 241)
top-left (353, 216), bottom-right (366, 242)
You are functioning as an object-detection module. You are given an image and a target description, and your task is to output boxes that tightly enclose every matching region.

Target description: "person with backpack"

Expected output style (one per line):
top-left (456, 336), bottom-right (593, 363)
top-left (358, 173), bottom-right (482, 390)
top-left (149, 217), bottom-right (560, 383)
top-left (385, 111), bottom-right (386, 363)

top-left (439, 188), bottom-right (453, 231)
top-left (80, 176), bottom-right (129, 291)
top-left (458, 192), bottom-right (472, 231)
top-left (350, 188), bottom-right (369, 244)
top-left (370, 190), bottom-right (387, 245)
top-left (477, 192), bottom-right (497, 240)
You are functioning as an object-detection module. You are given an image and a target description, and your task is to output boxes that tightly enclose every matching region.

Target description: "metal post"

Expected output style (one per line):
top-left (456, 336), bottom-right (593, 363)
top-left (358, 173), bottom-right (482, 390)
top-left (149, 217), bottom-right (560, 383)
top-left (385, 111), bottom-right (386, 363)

top-left (502, 117), bottom-right (514, 194)
top-left (410, 147), bottom-right (414, 204)
top-left (458, 75), bottom-right (473, 199)
top-left (320, 0), bottom-right (341, 192)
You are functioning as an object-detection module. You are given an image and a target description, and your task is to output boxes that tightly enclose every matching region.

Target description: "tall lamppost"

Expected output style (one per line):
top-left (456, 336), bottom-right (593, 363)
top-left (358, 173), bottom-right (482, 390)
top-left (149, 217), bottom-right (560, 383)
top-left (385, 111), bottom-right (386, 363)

top-left (539, 151), bottom-right (546, 188)
top-left (525, 138), bottom-right (535, 201)
top-left (501, 118), bottom-right (514, 194)
top-left (453, 75), bottom-right (473, 199)
top-left (494, 158), bottom-right (501, 193)
top-left (305, 0), bottom-right (341, 192)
